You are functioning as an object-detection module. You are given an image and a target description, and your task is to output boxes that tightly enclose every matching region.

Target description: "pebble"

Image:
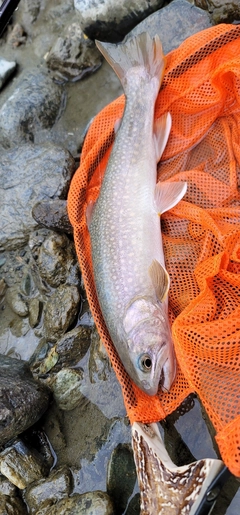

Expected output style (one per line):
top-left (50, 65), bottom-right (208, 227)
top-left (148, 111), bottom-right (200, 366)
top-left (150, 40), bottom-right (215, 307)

top-left (42, 491), bottom-right (115, 515)
top-left (195, 0), bottom-right (240, 23)
top-left (0, 57), bottom-right (16, 90)
top-left (107, 443), bottom-right (137, 514)
top-left (0, 355), bottom-right (50, 446)
top-left (28, 297), bottom-right (42, 328)
top-left (0, 494), bottom-right (26, 514)
top-left (51, 368), bottom-right (85, 411)
top-left (6, 287), bottom-right (29, 317)
top-left (0, 439), bottom-right (48, 489)
top-left (32, 200), bottom-right (73, 235)
top-left (34, 232), bottom-right (77, 288)
top-left (45, 23), bottom-right (102, 82)
top-left (24, 465), bottom-right (73, 515)
top-left (43, 284), bottom-right (80, 341)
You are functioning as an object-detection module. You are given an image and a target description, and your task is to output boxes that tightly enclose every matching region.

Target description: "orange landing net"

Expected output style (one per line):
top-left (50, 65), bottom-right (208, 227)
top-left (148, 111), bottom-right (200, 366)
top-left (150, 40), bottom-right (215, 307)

top-left (68, 24), bottom-right (240, 477)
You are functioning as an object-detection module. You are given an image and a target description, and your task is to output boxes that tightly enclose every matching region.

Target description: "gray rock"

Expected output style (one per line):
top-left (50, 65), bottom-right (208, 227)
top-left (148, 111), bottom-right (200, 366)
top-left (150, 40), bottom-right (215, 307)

top-left (5, 287), bottom-right (29, 317)
top-left (0, 69), bottom-right (64, 149)
top-left (0, 494), bottom-right (26, 514)
top-left (128, 0), bottom-right (212, 54)
top-left (28, 298), bottom-right (42, 328)
top-left (44, 491), bottom-right (114, 515)
top-left (0, 144), bottom-right (75, 251)
top-left (0, 355), bottom-right (50, 446)
top-left (195, 0), bottom-right (240, 24)
top-left (51, 368), bottom-right (85, 411)
top-left (0, 58), bottom-right (17, 90)
top-left (107, 444), bottom-right (136, 515)
top-left (54, 325), bottom-right (92, 370)
top-left (32, 232), bottom-right (77, 288)
top-left (45, 23), bottom-right (103, 82)
top-left (0, 439), bottom-right (48, 489)
top-left (0, 475), bottom-right (18, 496)
top-left (74, 0), bottom-right (165, 42)
top-left (44, 284), bottom-right (80, 342)
top-left (32, 200), bottom-right (73, 234)
top-left (24, 466), bottom-right (73, 515)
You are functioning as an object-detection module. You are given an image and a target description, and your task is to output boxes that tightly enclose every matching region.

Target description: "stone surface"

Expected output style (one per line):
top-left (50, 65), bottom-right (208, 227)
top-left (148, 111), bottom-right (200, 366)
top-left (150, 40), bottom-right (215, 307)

top-left (74, 0), bottom-right (165, 42)
top-left (5, 287), bottom-right (29, 317)
top-left (54, 325), bottom-right (92, 370)
top-left (107, 444), bottom-right (136, 515)
top-left (32, 200), bottom-right (73, 234)
top-left (0, 355), bottom-right (50, 446)
top-left (0, 440), bottom-right (48, 489)
top-left (0, 69), bottom-right (64, 149)
top-left (44, 491), bottom-right (114, 515)
top-left (24, 466), bottom-right (73, 515)
top-left (51, 368), bottom-right (85, 411)
top-left (43, 284), bottom-right (80, 342)
top-left (0, 57), bottom-right (16, 89)
top-left (45, 23), bottom-right (102, 82)
top-left (195, 0), bottom-right (240, 24)
top-left (0, 494), bottom-right (26, 514)
top-left (0, 144), bottom-right (75, 251)
top-left (128, 0), bottom-right (212, 54)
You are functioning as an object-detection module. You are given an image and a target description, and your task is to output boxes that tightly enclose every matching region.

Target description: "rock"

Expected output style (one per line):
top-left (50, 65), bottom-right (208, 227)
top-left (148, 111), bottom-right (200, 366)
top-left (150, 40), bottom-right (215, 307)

top-left (128, 0), bottom-right (212, 54)
top-left (19, 0), bottom-right (42, 27)
top-left (0, 355), bottom-right (50, 446)
top-left (0, 494), bottom-right (26, 514)
top-left (28, 298), bottom-right (42, 328)
top-left (44, 491), bottom-right (114, 515)
top-left (107, 444), bottom-right (136, 515)
top-left (0, 144), bottom-right (75, 251)
top-left (195, 0), bottom-right (240, 24)
top-left (45, 23), bottom-right (102, 82)
top-left (44, 284), bottom-right (80, 341)
top-left (54, 325), bottom-right (92, 370)
top-left (5, 287), bottom-right (29, 317)
top-left (74, 0), bottom-right (165, 42)
top-left (0, 475), bottom-right (18, 496)
top-left (0, 278), bottom-right (7, 306)
top-left (7, 23), bottom-right (27, 47)
top-left (125, 494), bottom-right (141, 515)
top-left (24, 466), bottom-right (73, 515)
top-left (51, 368), bottom-right (86, 411)
top-left (0, 69), bottom-right (64, 149)
top-left (32, 232), bottom-right (77, 288)
top-left (32, 200), bottom-right (73, 234)
top-left (0, 58), bottom-right (16, 90)
top-left (0, 439), bottom-right (48, 489)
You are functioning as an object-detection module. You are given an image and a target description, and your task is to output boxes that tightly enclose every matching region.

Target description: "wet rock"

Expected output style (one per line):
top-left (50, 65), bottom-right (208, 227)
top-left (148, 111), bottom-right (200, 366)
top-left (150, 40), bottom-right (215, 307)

top-left (28, 298), bottom-right (42, 328)
top-left (54, 325), bottom-right (91, 370)
top-left (24, 465), bottom-right (73, 515)
top-left (0, 69), bottom-right (64, 149)
top-left (32, 200), bottom-right (73, 234)
top-left (45, 23), bottom-right (102, 82)
top-left (7, 23), bottom-right (27, 47)
top-left (0, 355), bottom-right (50, 446)
top-left (0, 144), bottom-right (75, 251)
top-left (107, 444), bottom-right (136, 515)
top-left (0, 278), bottom-right (7, 305)
top-left (33, 232), bottom-right (77, 288)
top-left (125, 494), bottom-right (140, 515)
top-left (44, 284), bottom-right (80, 341)
top-left (74, 0), bottom-right (165, 42)
top-left (0, 439), bottom-right (48, 489)
top-left (195, 0), bottom-right (240, 24)
top-left (0, 475), bottom-right (18, 496)
top-left (51, 368), bottom-right (85, 411)
top-left (128, 0), bottom-right (212, 54)
top-left (5, 287), bottom-right (29, 317)
top-left (0, 494), bottom-right (26, 514)
top-left (0, 58), bottom-right (16, 90)
top-left (19, 0), bottom-right (42, 28)
top-left (89, 327), bottom-right (112, 383)
top-left (44, 491), bottom-right (114, 515)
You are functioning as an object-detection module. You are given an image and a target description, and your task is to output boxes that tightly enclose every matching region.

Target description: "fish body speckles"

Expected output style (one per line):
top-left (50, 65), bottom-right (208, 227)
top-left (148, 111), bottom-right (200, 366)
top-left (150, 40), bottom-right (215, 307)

top-left (87, 32), bottom-right (187, 395)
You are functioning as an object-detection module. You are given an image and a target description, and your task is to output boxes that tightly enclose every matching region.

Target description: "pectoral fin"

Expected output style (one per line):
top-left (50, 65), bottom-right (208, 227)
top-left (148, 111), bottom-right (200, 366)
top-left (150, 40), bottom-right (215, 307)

top-left (149, 259), bottom-right (170, 302)
top-left (154, 181), bottom-right (187, 215)
top-left (154, 112), bottom-right (172, 163)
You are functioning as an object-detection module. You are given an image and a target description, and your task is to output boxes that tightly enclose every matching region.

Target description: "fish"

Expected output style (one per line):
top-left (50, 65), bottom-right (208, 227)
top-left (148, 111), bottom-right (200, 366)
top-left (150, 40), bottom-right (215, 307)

top-left (87, 32), bottom-right (187, 396)
top-left (131, 422), bottom-right (225, 514)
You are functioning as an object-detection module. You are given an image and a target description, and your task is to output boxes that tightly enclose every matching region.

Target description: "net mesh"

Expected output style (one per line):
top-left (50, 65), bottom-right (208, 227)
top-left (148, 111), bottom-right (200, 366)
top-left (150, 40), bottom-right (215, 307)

top-left (68, 24), bottom-right (240, 476)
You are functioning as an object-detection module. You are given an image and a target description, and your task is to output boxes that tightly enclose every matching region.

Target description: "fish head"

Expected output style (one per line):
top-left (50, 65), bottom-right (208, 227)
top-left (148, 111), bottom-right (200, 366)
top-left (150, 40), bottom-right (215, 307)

top-left (123, 297), bottom-right (176, 396)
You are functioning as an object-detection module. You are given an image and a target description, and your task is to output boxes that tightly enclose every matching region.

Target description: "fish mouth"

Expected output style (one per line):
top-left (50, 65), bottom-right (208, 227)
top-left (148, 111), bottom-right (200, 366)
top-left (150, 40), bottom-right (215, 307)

top-left (140, 354), bottom-right (176, 396)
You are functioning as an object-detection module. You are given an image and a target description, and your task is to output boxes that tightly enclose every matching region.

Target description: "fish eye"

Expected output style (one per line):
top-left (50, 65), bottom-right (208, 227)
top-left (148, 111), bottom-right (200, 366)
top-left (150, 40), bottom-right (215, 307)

top-left (139, 354), bottom-right (152, 372)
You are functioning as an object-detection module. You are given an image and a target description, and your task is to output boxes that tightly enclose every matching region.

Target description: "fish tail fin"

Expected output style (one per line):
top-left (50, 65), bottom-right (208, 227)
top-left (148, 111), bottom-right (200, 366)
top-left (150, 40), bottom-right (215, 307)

top-left (96, 32), bottom-right (166, 92)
